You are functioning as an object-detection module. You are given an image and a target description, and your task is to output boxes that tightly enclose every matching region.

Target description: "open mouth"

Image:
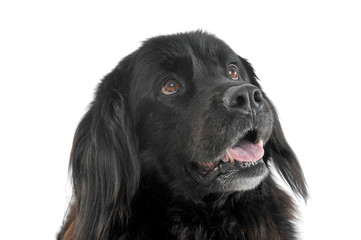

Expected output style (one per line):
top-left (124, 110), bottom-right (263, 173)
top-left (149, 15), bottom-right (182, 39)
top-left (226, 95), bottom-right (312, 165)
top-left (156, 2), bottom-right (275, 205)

top-left (189, 129), bottom-right (265, 182)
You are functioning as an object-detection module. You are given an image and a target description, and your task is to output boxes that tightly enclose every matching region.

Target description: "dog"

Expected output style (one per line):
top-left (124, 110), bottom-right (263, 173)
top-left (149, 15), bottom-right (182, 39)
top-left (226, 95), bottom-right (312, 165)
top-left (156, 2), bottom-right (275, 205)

top-left (58, 31), bottom-right (308, 240)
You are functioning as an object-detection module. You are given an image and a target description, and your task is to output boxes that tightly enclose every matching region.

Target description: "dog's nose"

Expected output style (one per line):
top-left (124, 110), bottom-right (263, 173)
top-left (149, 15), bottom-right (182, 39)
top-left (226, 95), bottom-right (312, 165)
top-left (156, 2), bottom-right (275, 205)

top-left (223, 84), bottom-right (264, 113)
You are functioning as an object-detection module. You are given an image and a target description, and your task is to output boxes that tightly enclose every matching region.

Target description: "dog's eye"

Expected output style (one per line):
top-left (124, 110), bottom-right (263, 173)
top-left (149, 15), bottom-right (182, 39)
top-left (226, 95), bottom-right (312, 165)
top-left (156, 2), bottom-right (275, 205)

top-left (228, 65), bottom-right (239, 80)
top-left (161, 79), bottom-right (180, 95)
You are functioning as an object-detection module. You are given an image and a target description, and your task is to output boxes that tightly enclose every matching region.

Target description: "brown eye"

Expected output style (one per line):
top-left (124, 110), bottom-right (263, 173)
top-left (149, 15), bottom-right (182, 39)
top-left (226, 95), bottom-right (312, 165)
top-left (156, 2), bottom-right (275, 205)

top-left (161, 79), bottom-right (180, 95)
top-left (228, 65), bottom-right (239, 80)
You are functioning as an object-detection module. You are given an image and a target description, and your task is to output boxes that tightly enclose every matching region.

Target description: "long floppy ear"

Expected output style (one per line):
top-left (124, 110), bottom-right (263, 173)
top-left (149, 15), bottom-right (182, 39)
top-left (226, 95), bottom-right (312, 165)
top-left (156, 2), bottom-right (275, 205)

top-left (267, 104), bottom-right (309, 200)
top-left (69, 65), bottom-right (140, 239)
top-left (238, 56), bottom-right (308, 200)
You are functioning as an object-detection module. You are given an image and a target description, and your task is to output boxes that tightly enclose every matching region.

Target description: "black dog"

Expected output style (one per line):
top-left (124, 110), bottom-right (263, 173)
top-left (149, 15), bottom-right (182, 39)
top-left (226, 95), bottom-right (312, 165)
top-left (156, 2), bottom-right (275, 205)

top-left (58, 31), bottom-right (308, 240)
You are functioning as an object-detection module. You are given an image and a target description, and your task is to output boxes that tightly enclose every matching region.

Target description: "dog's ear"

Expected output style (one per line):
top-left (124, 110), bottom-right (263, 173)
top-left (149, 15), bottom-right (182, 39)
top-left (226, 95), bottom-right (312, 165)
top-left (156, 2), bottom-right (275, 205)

top-left (267, 105), bottom-right (309, 200)
top-left (69, 61), bottom-right (140, 239)
top-left (238, 56), bottom-right (308, 200)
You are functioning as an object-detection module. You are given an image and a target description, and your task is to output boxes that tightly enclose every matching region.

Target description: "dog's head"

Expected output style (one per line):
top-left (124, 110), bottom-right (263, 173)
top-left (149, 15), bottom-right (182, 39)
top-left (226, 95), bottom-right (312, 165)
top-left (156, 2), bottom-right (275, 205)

top-left (69, 31), bottom-right (308, 239)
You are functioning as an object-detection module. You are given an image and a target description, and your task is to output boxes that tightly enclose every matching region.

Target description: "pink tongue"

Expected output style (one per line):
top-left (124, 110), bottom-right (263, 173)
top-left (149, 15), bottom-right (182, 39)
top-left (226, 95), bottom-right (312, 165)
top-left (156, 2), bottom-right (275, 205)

top-left (222, 140), bottom-right (264, 162)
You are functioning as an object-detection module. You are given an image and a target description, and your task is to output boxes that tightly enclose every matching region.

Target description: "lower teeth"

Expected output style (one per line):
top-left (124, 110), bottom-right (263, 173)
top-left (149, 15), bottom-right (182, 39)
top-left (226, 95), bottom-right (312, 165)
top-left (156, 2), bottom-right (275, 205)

top-left (239, 161), bottom-right (259, 167)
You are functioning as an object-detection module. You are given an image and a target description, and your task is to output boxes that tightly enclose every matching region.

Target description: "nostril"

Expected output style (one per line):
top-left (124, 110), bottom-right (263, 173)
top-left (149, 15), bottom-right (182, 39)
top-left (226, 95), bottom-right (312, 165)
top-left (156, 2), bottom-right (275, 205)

top-left (236, 95), bottom-right (247, 107)
top-left (253, 90), bottom-right (263, 104)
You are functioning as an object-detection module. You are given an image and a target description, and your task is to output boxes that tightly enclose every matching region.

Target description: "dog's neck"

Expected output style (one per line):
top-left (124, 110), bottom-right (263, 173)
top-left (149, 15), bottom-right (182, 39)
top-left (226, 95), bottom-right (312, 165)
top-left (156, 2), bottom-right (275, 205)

top-left (124, 175), bottom-right (298, 239)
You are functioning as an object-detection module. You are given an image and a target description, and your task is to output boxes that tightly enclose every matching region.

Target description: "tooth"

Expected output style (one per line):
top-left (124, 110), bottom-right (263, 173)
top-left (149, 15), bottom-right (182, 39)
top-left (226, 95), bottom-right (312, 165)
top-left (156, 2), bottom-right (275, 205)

top-left (259, 139), bottom-right (264, 147)
top-left (226, 150), bottom-right (235, 164)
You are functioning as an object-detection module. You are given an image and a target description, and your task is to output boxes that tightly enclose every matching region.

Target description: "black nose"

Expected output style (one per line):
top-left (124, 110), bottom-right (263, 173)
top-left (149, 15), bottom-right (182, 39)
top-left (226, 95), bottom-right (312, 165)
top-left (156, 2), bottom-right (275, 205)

top-left (223, 84), bottom-right (264, 113)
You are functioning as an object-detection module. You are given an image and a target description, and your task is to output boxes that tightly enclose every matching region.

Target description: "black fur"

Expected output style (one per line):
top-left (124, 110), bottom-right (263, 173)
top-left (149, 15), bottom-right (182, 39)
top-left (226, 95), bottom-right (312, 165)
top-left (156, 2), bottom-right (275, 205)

top-left (58, 31), bottom-right (308, 240)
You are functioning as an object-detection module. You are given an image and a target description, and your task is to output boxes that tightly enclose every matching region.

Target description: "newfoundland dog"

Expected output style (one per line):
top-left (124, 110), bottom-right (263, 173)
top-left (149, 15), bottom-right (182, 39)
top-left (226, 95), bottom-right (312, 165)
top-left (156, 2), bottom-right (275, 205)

top-left (58, 31), bottom-right (308, 240)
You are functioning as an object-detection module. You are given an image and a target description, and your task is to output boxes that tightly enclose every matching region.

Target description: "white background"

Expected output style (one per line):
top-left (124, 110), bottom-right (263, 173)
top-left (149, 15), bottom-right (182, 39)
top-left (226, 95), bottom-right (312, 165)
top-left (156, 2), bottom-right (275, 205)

top-left (1, 1), bottom-right (360, 239)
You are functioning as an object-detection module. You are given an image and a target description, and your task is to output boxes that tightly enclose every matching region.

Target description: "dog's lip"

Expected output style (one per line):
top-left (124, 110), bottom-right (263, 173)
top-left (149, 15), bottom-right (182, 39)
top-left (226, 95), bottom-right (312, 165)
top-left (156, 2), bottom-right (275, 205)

top-left (189, 158), bottom-right (265, 184)
top-left (188, 133), bottom-right (266, 182)
top-left (190, 138), bottom-right (264, 175)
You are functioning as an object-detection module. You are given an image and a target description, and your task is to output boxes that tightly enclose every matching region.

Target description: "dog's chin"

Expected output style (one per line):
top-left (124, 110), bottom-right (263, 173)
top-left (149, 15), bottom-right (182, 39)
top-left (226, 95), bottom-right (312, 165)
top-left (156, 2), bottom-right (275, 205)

top-left (188, 158), bottom-right (269, 193)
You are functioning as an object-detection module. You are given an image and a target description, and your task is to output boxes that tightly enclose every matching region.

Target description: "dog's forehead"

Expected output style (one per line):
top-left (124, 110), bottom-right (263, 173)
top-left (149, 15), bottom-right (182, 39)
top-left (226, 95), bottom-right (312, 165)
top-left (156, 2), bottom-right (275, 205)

top-left (138, 32), bottom-right (238, 68)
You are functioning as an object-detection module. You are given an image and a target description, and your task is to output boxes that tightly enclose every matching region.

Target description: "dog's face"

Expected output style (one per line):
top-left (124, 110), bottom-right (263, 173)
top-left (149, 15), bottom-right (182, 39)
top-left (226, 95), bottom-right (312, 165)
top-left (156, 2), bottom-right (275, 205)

top-left (127, 33), bottom-right (274, 199)
top-left (67, 32), bottom-right (308, 239)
